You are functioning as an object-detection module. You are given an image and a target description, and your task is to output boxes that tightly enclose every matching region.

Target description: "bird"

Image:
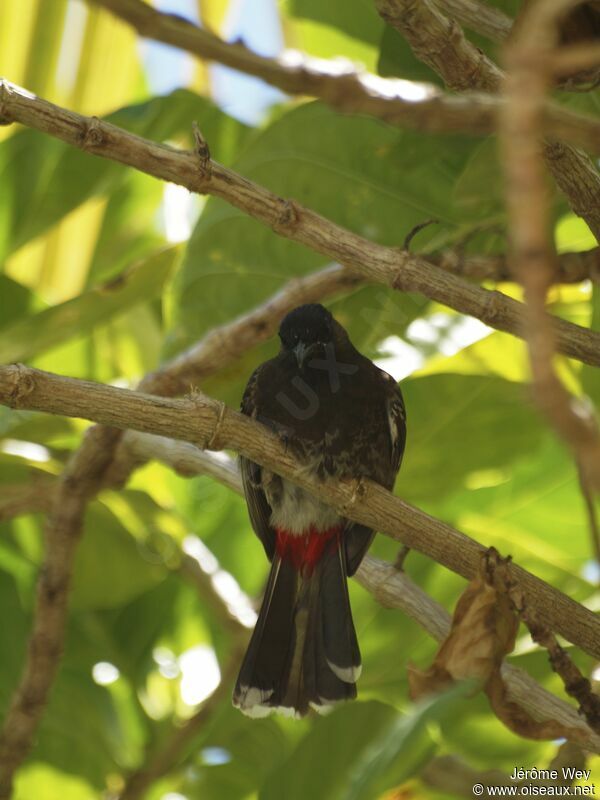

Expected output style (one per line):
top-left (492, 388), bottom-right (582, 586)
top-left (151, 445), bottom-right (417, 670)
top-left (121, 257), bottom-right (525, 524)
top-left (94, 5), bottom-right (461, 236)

top-left (233, 303), bottom-right (406, 718)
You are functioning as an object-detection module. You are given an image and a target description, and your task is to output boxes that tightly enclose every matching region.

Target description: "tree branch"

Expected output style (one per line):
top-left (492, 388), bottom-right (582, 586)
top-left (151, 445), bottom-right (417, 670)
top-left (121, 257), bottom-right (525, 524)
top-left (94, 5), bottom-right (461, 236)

top-left (2, 363), bottom-right (600, 666)
top-left (2, 81), bottom-right (600, 368)
top-left (0, 479), bottom-right (55, 521)
top-left (0, 425), bottom-right (122, 798)
top-left (433, 246), bottom-right (600, 284)
top-left (374, 0), bottom-right (600, 242)
top-left (80, 0), bottom-right (600, 153)
top-left (499, 0), bottom-right (600, 491)
top-left (7, 438), bottom-right (600, 762)
top-left (0, 262), bottom-right (362, 788)
top-left (437, 0), bottom-right (512, 41)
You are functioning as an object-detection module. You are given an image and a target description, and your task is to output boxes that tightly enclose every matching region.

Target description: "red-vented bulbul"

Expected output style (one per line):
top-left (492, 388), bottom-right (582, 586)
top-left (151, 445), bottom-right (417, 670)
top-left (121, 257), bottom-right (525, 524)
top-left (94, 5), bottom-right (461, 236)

top-left (233, 303), bottom-right (406, 717)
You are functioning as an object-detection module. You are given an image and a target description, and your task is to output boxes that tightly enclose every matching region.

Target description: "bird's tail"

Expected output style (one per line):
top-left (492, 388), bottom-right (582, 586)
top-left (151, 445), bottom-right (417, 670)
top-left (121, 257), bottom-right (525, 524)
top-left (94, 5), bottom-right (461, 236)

top-left (233, 526), bottom-right (361, 718)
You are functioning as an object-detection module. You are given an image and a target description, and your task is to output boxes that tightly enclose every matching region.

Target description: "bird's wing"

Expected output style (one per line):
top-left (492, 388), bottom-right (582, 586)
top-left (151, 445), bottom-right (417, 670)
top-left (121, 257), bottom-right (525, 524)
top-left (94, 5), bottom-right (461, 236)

top-left (386, 376), bottom-right (407, 478)
top-left (345, 373), bottom-right (406, 576)
top-left (240, 367), bottom-right (276, 561)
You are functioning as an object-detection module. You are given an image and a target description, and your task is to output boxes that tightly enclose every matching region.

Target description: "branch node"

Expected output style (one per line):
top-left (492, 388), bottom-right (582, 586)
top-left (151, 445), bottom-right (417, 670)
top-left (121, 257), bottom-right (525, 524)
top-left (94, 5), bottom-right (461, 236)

top-left (391, 253), bottom-right (410, 291)
top-left (205, 401), bottom-right (226, 451)
top-left (274, 198), bottom-right (300, 232)
top-left (481, 289), bottom-right (504, 324)
top-left (0, 79), bottom-right (12, 125)
top-left (8, 364), bottom-right (36, 409)
top-left (341, 476), bottom-right (367, 516)
top-left (81, 117), bottom-right (105, 150)
top-left (192, 121), bottom-right (212, 179)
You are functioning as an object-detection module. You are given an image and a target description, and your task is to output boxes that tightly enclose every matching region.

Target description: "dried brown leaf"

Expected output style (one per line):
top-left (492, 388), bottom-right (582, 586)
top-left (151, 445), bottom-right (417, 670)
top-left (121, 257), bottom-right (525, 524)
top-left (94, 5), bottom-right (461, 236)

top-left (409, 550), bottom-right (518, 700)
top-left (409, 549), bottom-right (593, 744)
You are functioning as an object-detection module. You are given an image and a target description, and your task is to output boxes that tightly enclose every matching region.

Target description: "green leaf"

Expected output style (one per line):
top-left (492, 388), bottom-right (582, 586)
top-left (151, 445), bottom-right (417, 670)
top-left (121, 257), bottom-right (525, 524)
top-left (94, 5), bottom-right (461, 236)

top-left (399, 373), bottom-right (545, 503)
top-left (71, 500), bottom-right (166, 610)
top-left (0, 569), bottom-right (30, 708)
top-left (427, 434), bottom-right (595, 596)
top-left (14, 764), bottom-right (96, 800)
top-left (0, 274), bottom-right (36, 329)
top-left (85, 171), bottom-right (165, 285)
top-left (182, 709), bottom-right (291, 800)
top-left (0, 90), bottom-right (249, 262)
top-left (170, 101), bottom-right (485, 356)
top-left (0, 247), bottom-right (180, 364)
top-left (259, 701), bottom-right (397, 800)
top-left (287, 0), bottom-right (383, 45)
top-left (344, 688), bottom-right (472, 800)
top-left (260, 689), bottom-right (469, 800)
top-left (377, 26), bottom-right (444, 84)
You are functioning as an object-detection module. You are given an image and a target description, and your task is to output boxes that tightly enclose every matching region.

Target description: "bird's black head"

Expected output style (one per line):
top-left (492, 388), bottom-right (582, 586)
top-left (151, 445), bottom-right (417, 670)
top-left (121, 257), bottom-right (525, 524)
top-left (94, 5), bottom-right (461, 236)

top-left (279, 304), bottom-right (335, 368)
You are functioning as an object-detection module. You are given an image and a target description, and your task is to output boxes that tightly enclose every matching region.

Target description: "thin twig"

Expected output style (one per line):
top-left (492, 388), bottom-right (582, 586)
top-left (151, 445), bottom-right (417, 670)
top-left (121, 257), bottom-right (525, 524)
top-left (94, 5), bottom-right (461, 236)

top-left (494, 557), bottom-right (600, 736)
top-left (499, 0), bottom-right (600, 491)
top-left (373, 0), bottom-right (600, 242)
top-left (1, 82), bottom-right (600, 368)
top-left (402, 218), bottom-right (439, 251)
top-left (2, 363), bottom-right (600, 665)
top-left (553, 41), bottom-right (600, 76)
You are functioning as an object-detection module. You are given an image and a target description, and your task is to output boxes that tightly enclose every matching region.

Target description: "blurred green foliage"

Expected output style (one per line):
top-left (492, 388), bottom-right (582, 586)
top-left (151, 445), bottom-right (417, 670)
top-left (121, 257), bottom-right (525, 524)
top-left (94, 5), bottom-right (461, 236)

top-left (1, 0), bottom-right (599, 798)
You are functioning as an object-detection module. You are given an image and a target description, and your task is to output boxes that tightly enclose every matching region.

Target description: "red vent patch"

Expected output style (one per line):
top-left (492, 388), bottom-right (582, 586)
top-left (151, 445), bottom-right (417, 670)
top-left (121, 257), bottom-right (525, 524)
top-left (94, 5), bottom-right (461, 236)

top-left (275, 525), bottom-right (341, 575)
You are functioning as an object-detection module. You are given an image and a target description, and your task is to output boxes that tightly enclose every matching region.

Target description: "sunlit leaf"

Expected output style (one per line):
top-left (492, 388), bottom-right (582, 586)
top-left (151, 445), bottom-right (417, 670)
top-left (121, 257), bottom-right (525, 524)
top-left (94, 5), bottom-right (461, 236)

top-left (0, 247), bottom-right (180, 364)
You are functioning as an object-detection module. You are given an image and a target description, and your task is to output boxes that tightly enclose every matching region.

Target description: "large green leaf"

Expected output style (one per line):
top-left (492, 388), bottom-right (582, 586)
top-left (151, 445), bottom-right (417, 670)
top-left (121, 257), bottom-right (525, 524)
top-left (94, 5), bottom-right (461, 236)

top-left (0, 247), bottom-right (180, 364)
top-left (13, 764), bottom-right (96, 800)
top-left (259, 690), bottom-right (471, 800)
top-left (0, 568), bottom-right (30, 707)
top-left (170, 101), bottom-right (485, 355)
top-left (94, 575), bottom-right (182, 687)
top-left (181, 709), bottom-right (291, 800)
top-left (71, 499), bottom-right (166, 610)
top-left (287, 0), bottom-right (383, 45)
top-left (0, 274), bottom-right (36, 328)
top-left (0, 89), bottom-right (249, 262)
top-left (427, 434), bottom-right (595, 596)
top-left (399, 373), bottom-right (545, 503)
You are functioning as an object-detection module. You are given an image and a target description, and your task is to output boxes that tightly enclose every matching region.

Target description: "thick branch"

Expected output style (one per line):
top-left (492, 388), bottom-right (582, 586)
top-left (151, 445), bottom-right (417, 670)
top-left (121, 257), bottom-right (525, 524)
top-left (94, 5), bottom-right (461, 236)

top-left (377, 0), bottom-right (503, 91)
top-left (2, 363), bottom-right (600, 665)
top-left (2, 82), bottom-right (600, 368)
top-left (0, 425), bottom-right (121, 798)
top-left (0, 260), bottom-right (360, 788)
top-left (7, 438), bottom-right (600, 757)
top-left (81, 0), bottom-right (600, 153)
top-left (374, 0), bottom-right (600, 242)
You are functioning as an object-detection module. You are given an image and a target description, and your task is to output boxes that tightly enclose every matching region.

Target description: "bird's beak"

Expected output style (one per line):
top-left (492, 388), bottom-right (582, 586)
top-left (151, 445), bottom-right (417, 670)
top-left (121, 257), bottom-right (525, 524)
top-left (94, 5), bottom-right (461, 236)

top-left (294, 342), bottom-right (311, 369)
